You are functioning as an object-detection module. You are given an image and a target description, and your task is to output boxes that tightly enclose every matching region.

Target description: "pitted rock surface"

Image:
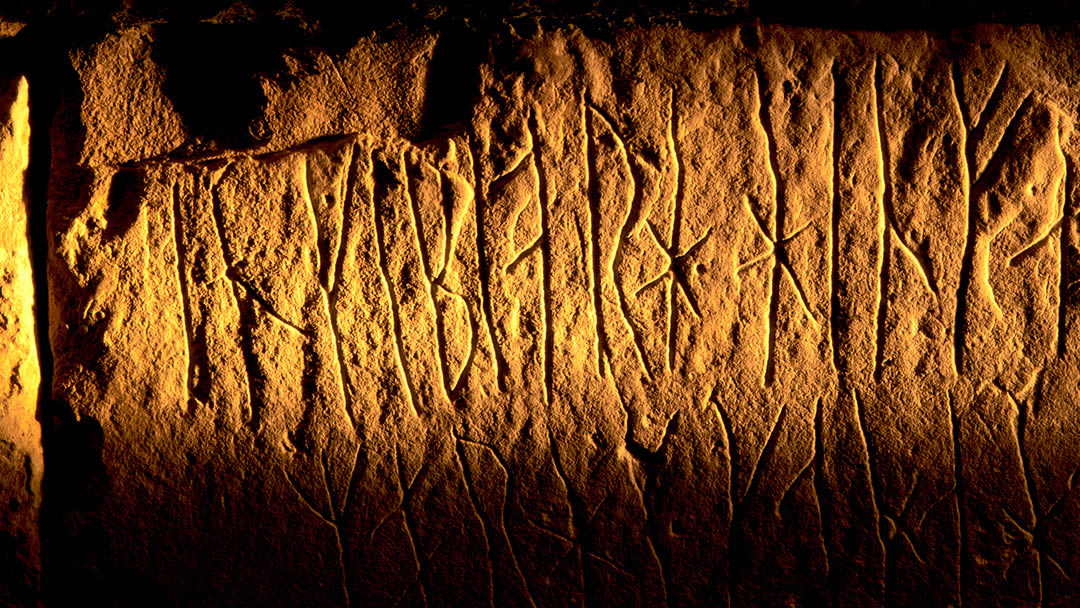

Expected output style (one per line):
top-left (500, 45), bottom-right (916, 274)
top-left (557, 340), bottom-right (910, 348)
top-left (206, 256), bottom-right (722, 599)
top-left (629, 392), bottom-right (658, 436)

top-left (18, 20), bottom-right (1080, 608)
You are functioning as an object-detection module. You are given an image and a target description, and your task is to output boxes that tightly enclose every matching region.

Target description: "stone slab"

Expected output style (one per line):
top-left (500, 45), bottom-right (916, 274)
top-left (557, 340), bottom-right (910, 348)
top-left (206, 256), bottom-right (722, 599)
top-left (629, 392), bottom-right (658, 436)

top-left (46, 24), bottom-right (1080, 606)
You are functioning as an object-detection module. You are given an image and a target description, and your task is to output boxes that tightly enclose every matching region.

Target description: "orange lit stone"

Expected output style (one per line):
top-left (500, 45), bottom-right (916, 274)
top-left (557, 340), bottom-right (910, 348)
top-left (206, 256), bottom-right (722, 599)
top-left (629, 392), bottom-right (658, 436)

top-left (0, 74), bottom-right (40, 606)
top-left (36, 22), bottom-right (1080, 607)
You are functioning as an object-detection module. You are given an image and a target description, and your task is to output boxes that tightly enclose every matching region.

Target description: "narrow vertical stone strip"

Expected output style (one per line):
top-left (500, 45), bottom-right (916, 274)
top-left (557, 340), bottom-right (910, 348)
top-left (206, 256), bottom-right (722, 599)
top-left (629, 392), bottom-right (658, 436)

top-left (0, 75), bottom-right (40, 607)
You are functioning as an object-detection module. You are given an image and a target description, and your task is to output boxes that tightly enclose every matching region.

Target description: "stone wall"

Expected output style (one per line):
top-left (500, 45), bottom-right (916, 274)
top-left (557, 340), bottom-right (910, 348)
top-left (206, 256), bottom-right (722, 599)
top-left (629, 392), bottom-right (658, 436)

top-left (3, 6), bottom-right (1080, 607)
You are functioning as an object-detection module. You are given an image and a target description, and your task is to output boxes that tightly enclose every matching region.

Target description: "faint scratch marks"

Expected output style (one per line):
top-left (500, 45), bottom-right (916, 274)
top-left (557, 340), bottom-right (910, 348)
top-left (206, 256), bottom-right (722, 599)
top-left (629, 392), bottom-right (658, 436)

top-left (284, 447), bottom-right (361, 608)
top-left (396, 443), bottom-right (430, 608)
top-left (454, 432), bottom-right (537, 608)
top-left (996, 377), bottom-right (1078, 602)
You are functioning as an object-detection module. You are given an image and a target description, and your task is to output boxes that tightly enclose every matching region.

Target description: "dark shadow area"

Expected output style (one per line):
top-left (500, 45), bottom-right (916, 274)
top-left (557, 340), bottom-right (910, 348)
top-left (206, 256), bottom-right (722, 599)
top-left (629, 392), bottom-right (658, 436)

top-left (416, 25), bottom-right (489, 141)
top-left (6, 0), bottom-right (1080, 31)
top-left (151, 22), bottom-right (303, 150)
top-left (15, 19), bottom-right (111, 608)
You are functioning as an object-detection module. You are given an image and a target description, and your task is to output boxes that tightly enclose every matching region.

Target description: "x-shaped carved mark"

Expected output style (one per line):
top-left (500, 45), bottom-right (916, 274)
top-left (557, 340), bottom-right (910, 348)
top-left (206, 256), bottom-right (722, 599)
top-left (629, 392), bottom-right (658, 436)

top-left (635, 220), bottom-right (711, 314)
top-left (735, 196), bottom-right (817, 323)
top-left (634, 219), bottom-right (711, 370)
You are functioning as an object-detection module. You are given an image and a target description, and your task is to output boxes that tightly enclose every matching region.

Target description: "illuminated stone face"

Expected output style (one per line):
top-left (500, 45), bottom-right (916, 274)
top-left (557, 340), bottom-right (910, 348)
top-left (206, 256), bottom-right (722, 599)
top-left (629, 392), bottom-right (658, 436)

top-left (27, 22), bottom-right (1080, 607)
top-left (0, 75), bottom-right (39, 608)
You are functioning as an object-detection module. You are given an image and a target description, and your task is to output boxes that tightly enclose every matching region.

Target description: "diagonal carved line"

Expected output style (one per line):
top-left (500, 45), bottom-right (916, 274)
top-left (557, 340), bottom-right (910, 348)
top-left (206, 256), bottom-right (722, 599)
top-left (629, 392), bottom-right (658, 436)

top-left (671, 266), bottom-right (701, 319)
top-left (504, 235), bottom-right (543, 274)
top-left (284, 468), bottom-right (335, 528)
top-left (973, 91), bottom-right (1034, 195)
top-left (635, 269), bottom-right (669, 298)
top-left (644, 219), bottom-right (669, 254)
top-left (970, 61), bottom-right (1011, 140)
top-left (778, 254), bottom-right (818, 324)
top-left (433, 282), bottom-right (478, 395)
top-left (742, 195), bottom-right (774, 243)
top-left (889, 224), bottom-right (938, 295)
top-left (951, 61), bottom-right (972, 130)
top-left (894, 526), bottom-right (927, 566)
top-left (1008, 216), bottom-right (1065, 267)
top-left (1046, 553), bottom-right (1075, 581)
top-left (228, 272), bottom-right (309, 336)
top-left (776, 220), bottom-right (811, 245)
top-left (737, 251), bottom-right (773, 273)
top-left (741, 402), bottom-right (787, 507)
top-left (679, 226), bottom-right (712, 258)
top-left (489, 151), bottom-right (534, 193)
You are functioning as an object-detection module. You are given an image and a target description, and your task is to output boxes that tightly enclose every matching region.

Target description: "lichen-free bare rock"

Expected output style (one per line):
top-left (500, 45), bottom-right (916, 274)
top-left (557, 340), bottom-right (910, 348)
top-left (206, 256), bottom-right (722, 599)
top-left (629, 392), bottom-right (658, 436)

top-left (0, 74), bottom-right (40, 608)
top-left (47, 24), bottom-right (1080, 606)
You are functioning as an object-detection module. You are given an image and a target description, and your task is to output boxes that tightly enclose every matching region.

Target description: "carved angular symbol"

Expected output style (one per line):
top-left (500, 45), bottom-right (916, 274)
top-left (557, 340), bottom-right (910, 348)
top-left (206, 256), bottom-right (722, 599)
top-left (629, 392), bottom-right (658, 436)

top-left (635, 220), bottom-right (711, 321)
top-left (632, 89), bottom-right (712, 373)
top-left (736, 195), bottom-right (816, 321)
top-left (736, 195), bottom-right (818, 387)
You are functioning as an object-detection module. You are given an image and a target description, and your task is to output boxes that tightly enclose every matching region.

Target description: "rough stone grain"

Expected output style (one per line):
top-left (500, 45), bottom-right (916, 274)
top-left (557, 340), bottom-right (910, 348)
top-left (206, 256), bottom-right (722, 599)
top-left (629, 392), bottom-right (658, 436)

top-left (43, 23), bottom-right (1080, 607)
top-left (0, 73), bottom-right (40, 608)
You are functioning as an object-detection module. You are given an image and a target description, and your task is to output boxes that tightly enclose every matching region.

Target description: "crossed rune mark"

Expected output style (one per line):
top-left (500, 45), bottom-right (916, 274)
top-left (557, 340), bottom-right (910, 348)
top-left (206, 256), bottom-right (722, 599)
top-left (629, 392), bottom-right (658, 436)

top-left (634, 218), bottom-right (711, 370)
top-left (636, 220), bottom-right (711, 315)
top-left (736, 195), bottom-right (817, 323)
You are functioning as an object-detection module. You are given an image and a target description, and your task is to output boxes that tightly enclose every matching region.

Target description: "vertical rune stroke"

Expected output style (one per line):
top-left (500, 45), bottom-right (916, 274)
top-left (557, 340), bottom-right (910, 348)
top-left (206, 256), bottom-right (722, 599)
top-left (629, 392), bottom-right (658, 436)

top-left (303, 144), bottom-right (360, 430)
top-left (872, 56), bottom-right (940, 382)
top-left (634, 88), bottom-right (711, 372)
top-left (330, 143), bottom-right (361, 430)
top-left (503, 117), bottom-right (553, 404)
top-left (950, 60), bottom-right (1035, 375)
top-left (206, 163), bottom-right (257, 423)
top-left (829, 60), bottom-right (843, 373)
top-left (872, 59), bottom-right (892, 385)
top-left (371, 149), bottom-right (421, 418)
top-left (519, 108), bottom-right (553, 407)
top-left (403, 160), bottom-right (447, 400)
top-left (404, 159), bottom-right (469, 404)
top-left (171, 178), bottom-right (196, 410)
top-left (1060, 156), bottom-right (1075, 358)
top-left (405, 155), bottom-right (480, 401)
top-left (468, 134), bottom-right (510, 392)
top-left (583, 94), bottom-right (612, 378)
top-left (587, 99), bottom-right (653, 380)
top-left (737, 64), bottom-right (817, 387)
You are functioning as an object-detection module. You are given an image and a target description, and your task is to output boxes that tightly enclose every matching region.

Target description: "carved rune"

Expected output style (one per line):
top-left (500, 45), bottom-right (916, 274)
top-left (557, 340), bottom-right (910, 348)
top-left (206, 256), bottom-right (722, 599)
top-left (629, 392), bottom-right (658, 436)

top-left (737, 195), bottom-right (817, 386)
top-left (634, 89), bottom-right (711, 372)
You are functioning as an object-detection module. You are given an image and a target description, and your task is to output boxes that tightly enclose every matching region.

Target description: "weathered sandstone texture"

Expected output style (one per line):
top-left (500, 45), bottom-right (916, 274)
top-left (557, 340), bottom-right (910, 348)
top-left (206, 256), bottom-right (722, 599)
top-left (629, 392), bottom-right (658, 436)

top-left (39, 22), bottom-right (1080, 607)
top-left (0, 72), bottom-right (40, 608)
